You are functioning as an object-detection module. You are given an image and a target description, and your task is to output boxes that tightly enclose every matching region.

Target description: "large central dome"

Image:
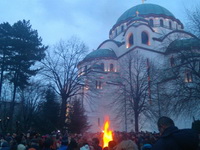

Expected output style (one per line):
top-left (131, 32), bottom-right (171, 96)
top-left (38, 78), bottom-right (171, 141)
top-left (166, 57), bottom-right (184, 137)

top-left (116, 3), bottom-right (175, 24)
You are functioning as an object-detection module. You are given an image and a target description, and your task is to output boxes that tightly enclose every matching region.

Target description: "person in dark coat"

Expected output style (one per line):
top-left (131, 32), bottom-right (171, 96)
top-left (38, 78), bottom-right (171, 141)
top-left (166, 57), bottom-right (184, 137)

top-left (58, 137), bottom-right (68, 150)
top-left (152, 116), bottom-right (199, 150)
top-left (1, 141), bottom-right (10, 150)
top-left (91, 138), bottom-right (102, 150)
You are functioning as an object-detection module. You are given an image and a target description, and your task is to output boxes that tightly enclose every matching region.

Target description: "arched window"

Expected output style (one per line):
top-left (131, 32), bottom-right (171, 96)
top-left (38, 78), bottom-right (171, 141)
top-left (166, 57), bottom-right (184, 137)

top-left (110, 64), bottom-right (114, 72)
top-left (100, 63), bottom-right (104, 71)
top-left (115, 29), bottom-right (117, 36)
top-left (169, 21), bottom-right (172, 29)
top-left (149, 19), bottom-right (154, 27)
top-left (184, 70), bottom-right (193, 83)
top-left (84, 65), bottom-right (87, 74)
top-left (141, 31), bottom-right (149, 45)
top-left (160, 19), bottom-right (164, 27)
top-left (170, 55), bottom-right (175, 67)
top-left (121, 25), bottom-right (124, 32)
top-left (96, 81), bottom-right (102, 89)
top-left (126, 33), bottom-right (134, 48)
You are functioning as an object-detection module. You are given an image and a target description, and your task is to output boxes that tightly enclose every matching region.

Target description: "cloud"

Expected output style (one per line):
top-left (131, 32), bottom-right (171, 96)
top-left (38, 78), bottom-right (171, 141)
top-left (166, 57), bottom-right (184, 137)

top-left (0, 0), bottom-right (199, 50)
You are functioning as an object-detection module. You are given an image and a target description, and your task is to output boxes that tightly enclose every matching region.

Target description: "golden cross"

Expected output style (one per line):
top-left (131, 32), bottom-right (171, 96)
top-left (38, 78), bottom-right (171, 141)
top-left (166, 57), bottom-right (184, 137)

top-left (142, 0), bottom-right (146, 4)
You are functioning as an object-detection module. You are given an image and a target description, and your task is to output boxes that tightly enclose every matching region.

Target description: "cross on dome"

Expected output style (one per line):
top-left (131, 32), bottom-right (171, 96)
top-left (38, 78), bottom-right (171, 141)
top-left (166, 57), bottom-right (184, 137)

top-left (136, 11), bottom-right (139, 16)
top-left (142, 0), bottom-right (147, 4)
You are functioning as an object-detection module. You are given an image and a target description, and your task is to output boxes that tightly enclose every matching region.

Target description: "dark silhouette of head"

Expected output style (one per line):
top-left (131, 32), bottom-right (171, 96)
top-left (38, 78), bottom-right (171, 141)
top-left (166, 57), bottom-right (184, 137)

top-left (108, 141), bottom-right (117, 150)
top-left (157, 116), bottom-right (175, 134)
top-left (92, 138), bottom-right (100, 145)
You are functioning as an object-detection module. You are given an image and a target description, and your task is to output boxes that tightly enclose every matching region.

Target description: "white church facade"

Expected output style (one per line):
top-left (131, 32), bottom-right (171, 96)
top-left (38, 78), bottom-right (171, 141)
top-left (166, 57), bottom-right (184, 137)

top-left (77, 3), bottom-right (200, 132)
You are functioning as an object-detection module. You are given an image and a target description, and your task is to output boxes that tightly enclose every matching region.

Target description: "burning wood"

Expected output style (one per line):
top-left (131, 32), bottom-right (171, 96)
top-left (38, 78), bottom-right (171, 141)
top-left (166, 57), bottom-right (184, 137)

top-left (103, 120), bottom-right (113, 148)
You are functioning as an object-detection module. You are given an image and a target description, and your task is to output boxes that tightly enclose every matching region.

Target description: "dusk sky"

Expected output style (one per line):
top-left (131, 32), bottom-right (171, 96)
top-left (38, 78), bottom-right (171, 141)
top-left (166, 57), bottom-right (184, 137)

top-left (0, 0), bottom-right (199, 51)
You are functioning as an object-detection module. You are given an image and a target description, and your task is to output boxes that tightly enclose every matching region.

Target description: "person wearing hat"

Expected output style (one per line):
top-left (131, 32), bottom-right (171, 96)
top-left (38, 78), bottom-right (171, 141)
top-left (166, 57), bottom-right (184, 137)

top-left (142, 144), bottom-right (152, 150)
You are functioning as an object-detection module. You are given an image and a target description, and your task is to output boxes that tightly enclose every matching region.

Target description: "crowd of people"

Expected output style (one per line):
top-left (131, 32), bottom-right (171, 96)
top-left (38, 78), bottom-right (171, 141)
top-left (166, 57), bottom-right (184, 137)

top-left (0, 130), bottom-right (158, 150)
top-left (0, 117), bottom-right (199, 150)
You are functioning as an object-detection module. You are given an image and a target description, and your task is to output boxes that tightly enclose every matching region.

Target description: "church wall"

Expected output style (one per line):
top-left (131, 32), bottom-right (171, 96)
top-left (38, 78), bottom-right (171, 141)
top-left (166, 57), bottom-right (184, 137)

top-left (82, 70), bottom-right (124, 132)
top-left (77, 3), bottom-right (200, 132)
top-left (112, 28), bottom-right (125, 42)
top-left (112, 25), bottom-right (156, 58)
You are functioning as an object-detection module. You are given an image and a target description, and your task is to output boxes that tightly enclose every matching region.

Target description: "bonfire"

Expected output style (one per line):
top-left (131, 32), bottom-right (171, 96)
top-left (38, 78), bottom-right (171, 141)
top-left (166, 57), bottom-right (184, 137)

top-left (102, 119), bottom-right (113, 148)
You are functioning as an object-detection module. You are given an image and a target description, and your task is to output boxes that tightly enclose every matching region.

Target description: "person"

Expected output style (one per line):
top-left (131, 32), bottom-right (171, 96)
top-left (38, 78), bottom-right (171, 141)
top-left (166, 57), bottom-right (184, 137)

top-left (152, 116), bottom-right (199, 150)
top-left (115, 139), bottom-right (138, 150)
top-left (108, 141), bottom-right (117, 150)
top-left (27, 139), bottom-right (40, 150)
top-left (80, 143), bottom-right (90, 150)
top-left (142, 144), bottom-right (152, 150)
top-left (91, 138), bottom-right (102, 150)
top-left (67, 138), bottom-right (78, 150)
top-left (1, 141), bottom-right (11, 150)
top-left (58, 137), bottom-right (68, 150)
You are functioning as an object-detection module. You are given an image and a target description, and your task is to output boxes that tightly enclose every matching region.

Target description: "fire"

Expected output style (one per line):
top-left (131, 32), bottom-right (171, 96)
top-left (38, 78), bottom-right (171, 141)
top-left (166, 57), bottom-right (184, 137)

top-left (103, 120), bottom-right (113, 148)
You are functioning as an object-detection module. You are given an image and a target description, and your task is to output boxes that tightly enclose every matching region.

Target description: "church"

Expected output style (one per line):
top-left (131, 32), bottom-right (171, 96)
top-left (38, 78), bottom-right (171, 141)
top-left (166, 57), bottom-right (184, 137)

top-left (77, 3), bottom-right (200, 132)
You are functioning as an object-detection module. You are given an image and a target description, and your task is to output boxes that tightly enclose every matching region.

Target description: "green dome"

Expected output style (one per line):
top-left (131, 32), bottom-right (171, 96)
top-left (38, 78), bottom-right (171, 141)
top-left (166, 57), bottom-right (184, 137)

top-left (83, 49), bottom-right (117, 61)
top-left (166, 38), bottom-right (200, 54)
top-left (129, 16), bottom-right (149, 23)
top-left (116, 4), bottom-right (175, 24)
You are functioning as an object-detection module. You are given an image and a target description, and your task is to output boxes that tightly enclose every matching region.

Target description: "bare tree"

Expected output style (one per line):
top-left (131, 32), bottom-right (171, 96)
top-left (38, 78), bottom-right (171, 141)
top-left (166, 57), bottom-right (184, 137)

top-left (41, 37), bottom-right (88, 129)
top-left (166, 39), bottom-right (200, 117)
top-left (18, 80), bottom-right (45, 132)
top-left (186, 3), bottom-right (200, 38)
top-left (118, 51), bottom-right (158, 132)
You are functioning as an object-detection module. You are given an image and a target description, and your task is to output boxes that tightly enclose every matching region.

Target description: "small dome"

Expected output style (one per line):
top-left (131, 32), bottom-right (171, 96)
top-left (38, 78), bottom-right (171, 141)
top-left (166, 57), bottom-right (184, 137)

top-left (91, 64), bottom-right (103, 70)
top-left (166, 38), bottom-right (200, 54)
top-left (83, 49), bottom-right (117, 62)
top-left (116, 4), bottom-right (175, 24)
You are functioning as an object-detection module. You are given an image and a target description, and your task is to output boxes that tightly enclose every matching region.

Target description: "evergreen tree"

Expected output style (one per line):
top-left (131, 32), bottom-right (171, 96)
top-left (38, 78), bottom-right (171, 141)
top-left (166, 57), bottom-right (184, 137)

top-left (0, 20), bottom-right (47, 129)
top-left (0, 22), bottom-right (14, 99)
top-left (43, 87), bottom-right (60, 132)
top-left (67, 99), bottom-right (90, 134)
top-left (35, 87), bottom-right (60, 134)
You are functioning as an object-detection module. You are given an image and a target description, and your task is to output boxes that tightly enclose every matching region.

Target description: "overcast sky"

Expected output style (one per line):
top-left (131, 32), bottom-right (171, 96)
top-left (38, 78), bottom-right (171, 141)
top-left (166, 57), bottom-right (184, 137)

top-left (0, 0), bottom-right (199, 51)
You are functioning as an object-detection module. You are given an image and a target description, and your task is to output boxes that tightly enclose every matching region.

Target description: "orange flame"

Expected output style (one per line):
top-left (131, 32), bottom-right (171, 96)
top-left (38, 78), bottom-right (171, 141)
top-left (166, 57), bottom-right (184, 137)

top-left (103, 120), bottom-right (113, 148)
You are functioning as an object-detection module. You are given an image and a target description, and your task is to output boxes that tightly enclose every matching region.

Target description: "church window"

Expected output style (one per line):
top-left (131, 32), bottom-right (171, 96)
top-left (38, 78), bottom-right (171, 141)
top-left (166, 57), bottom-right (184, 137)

top-left (115, 29), bottom-right (117, 36)
top-left (169, 21), bottom-right (172, 29)
top-left (160, 19), bottom-right (164, 27)
top-left (170, 55), bottom-right (175, 67)
top-left (110, 64), bottom-right (114, 72)
top-left (121, 25), bottom-right (124, 32)
top-left (100, 63), bottom-right (104, 71)
top-left (84, 65), bottom-right (88, 74)
top-left (141, 31), bottom-right (149, 45)
top-left (198, 61), bottom-right (200, 72)
top-left (96, 81), bottom-right (102, 89)
top-left (149, 19), bottom-right (154, 27)
top-left (184, 70), bottom-right (193, 83)
top-left (181, 25), bottom-right (184, 29)
top-left (126, 33), bottom-right (134, 48)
